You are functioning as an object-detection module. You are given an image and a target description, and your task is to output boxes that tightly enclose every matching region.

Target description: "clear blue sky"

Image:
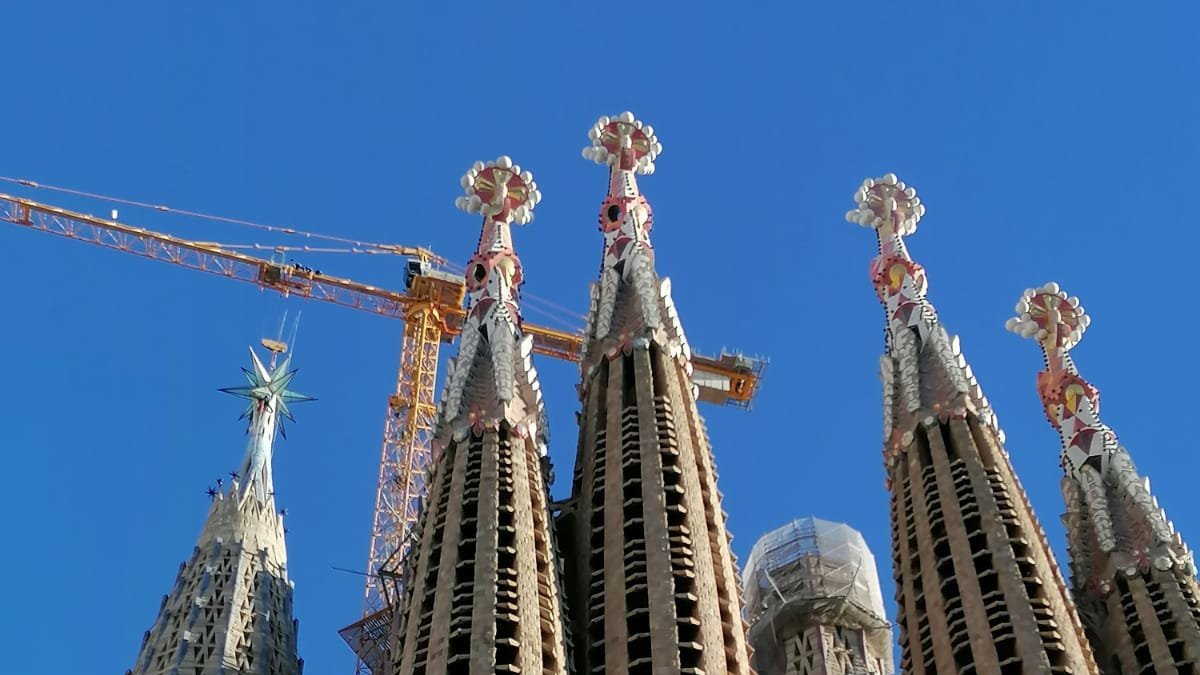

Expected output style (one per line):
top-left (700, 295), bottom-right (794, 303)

top-left (2, 3), bottom-right (1198, 673)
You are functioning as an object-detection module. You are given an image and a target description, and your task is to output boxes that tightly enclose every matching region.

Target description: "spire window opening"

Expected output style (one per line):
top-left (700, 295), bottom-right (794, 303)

top-left (622, 355), bottom-right (637, 406)
top-left (915, 431), bottom-right (934, 470)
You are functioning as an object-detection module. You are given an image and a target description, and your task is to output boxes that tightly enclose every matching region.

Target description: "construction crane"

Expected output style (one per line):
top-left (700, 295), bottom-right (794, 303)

top-left (0, 190), bottom-right (767, 673)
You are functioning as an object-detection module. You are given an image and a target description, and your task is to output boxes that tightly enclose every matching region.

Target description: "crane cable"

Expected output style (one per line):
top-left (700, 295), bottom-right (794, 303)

top-left (0, 175), bottom-right (443, 262)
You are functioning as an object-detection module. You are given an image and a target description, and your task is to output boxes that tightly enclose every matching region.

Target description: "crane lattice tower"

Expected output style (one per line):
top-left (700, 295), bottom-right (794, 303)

top-left (846, 175), bottom-right (1099, 674)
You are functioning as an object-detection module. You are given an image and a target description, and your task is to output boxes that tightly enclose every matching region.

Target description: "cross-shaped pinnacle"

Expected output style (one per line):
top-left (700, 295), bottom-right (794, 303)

top-left (1005, 282), bottom-right (1091, 353)
top-left (455, 155), bottom-right (541, 225)
top-left (582, 111), bottom-right (662, 175)
top-left (845, 173), bottom-right (925, 237)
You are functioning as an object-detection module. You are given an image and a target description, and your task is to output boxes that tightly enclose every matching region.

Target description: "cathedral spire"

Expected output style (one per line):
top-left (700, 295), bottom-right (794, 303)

top-left (846, 175), bottom-right (1098, 674)
top-left (389, 158), bottom-right (571, 674)
top-left (1008, 283), bottom-right (1200, 671)
top-left (579, 112), bottom-right (689, 365)
top-left (219, 347), bottom-right (313, 506)
top-left (846, 174), bottom-right (998, 458)
top-left (563, 113), bottom-right (753, 674)
top-left (439, 154), bottom-right (547, 448)
top-left (127, 343), bottom-right (307, 675)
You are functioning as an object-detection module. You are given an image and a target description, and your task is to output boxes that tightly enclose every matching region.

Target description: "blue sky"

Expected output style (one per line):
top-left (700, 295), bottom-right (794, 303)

top-left (2, 3), bottom-right (1198, 673)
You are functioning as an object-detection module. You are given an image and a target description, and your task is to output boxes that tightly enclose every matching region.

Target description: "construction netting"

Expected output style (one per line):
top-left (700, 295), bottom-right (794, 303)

top-left (743, 517), bottom-right (887, 624)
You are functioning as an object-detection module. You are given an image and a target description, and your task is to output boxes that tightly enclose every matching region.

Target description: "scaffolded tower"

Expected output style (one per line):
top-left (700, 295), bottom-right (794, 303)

top-left (743, 518), bottom-right (894, 675)
top-left (388, 157), bottom-right (571, 674)
top-left (845, 175), bottom-right (1099, 674)
top-left (126, 345), bottom-right (311, 675)
top-left (1008, 283), bottom-right (1200, 673)
top-left (562, 112), bottom-right (753, 674)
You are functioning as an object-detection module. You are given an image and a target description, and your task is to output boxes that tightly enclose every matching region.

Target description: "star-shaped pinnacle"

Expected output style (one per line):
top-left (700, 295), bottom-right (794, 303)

top-left (1005, 282), bottom-right (1091, 352)
top-left (845, 173), bottom-right (925, 236)
top-left (582, 111), bottom-right (662, 175)
top-left (219, 347), bottom-right (315, 433)
top-left (454, 156), bottom-right (541, 225)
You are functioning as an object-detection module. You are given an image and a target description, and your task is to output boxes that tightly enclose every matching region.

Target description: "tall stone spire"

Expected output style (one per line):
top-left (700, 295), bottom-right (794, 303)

top-left (563, 112), bottom-right (754, 674)
top-left (1008, 283), bottom-right (1200, 673)
top-left (127, 345), bottom-right (311, 675)
top-left (846, 175), bottom-right (1098, 674)
top-left (389, 157), bottom-right (571, 674)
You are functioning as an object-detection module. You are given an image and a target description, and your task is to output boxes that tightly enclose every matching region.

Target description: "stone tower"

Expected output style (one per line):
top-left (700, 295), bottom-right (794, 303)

top-left (561, 112), bottom-right (754, 674)
top-left (845, 175), bottom-right (1099, 674)
top-left (743, 517), bottom-right (894, 675)
top-left (388, 157), bottom-right (571, 674)
top-left (1008, 283), bottom-right (1200, 673)
top-left (127, 344), bottom-right (311, 675)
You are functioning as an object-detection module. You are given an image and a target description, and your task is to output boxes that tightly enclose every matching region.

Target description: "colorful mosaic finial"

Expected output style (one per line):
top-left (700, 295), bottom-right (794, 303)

top-left (846, 175), bottom-right (937, 341)
top-left (579, 112), bottom-right (692, 372)
top-left (848, 174), bottom-right (999, 461)
top-left (1006, 282), bottom-right (1091, 352)
top-left (440, 157), bottom-right (547, 452)
top-left (455, 154), bottom-right (541, 225)
top-left (1008, 283), bottom-right (1186, 578)
top-left (1006, 283), bottom-right (1104, 476)
top-left (582, 111), bottom-right (662, 175)
top-left (846, 173), bottom-right (926, 237)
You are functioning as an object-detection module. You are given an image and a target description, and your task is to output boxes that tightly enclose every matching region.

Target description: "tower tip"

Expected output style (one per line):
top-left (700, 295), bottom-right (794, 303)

top-left (1007, 282), bottom-right (1091, 351)
top-left (583, 112), bottom-right (662, 174)
top-left (456, 156), bottom-right (540, 225)
top-left (847, 173), bottom-right (925, 235)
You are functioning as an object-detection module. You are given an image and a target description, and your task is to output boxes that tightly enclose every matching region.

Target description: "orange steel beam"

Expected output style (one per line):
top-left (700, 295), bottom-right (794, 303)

top-left (0, 192), bottom-right (762, 406)
top-left (0, 194), bottom-right (583, 362)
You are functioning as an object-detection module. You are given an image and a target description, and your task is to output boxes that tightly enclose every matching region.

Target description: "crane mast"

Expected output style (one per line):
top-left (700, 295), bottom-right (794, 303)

top-left (0, 190), bottom-right (767, 674)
